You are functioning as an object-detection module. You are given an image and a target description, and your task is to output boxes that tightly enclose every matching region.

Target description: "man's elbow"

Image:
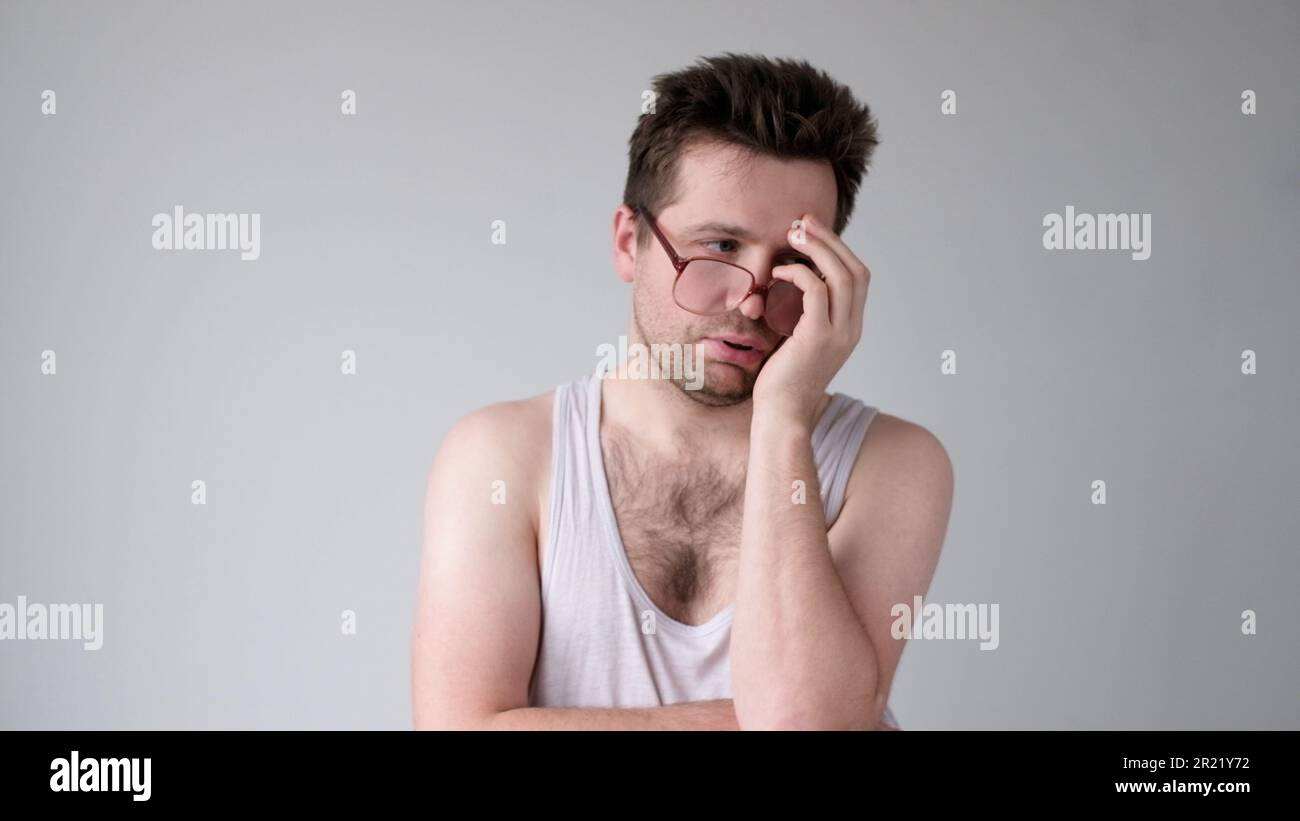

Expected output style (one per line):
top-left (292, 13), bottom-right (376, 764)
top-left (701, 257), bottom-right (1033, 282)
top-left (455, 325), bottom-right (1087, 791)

top-left (414, 702), bottom-right (503, 731)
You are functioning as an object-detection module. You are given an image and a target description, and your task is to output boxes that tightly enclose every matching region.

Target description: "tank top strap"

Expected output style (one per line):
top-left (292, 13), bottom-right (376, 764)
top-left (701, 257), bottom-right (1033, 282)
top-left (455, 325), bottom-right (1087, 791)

top-left (538, 374), bottom-right (597, 602)
top-left (811, 394), bottom-right (879, 527)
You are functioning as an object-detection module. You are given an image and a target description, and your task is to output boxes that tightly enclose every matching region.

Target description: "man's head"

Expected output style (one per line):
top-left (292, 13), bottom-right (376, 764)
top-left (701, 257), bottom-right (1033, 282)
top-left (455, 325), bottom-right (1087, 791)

top-left (614, 53), bottom-right (880, 406)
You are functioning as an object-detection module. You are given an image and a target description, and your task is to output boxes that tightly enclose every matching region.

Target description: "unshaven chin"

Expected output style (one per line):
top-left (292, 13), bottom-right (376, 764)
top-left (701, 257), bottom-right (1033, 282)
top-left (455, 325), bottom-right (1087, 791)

top-left (631, 311), bottom-right (770, 407)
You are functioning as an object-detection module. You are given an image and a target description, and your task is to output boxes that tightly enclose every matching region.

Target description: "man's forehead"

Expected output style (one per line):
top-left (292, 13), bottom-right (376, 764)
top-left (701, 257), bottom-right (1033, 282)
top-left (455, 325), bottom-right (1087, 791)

top-left (667, 199), bottom-right (837, 243)
top-left (670, 142), bottom-right (837, 236)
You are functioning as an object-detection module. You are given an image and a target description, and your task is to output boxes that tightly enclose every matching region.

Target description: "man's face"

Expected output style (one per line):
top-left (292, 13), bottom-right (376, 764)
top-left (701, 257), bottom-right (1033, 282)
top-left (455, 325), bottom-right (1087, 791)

top-left (625, 139), bottom-right (839, 406)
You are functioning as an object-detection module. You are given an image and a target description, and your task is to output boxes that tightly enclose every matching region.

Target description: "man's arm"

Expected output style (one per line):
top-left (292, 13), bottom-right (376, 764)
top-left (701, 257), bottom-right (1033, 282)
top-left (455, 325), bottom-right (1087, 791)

top-left (476, 700), bottom-right (739, 730)
top-left (732, 213), bottom-right (952, 730)
top-left (410, 400), bottom-right (740, 730)
top-left (731, 411), bottom-right (952, 730)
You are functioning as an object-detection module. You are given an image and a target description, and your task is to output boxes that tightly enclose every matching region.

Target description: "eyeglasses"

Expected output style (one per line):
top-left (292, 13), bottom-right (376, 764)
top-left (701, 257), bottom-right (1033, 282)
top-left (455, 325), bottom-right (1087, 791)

top-left (630, 205), bottom-right (812, 337)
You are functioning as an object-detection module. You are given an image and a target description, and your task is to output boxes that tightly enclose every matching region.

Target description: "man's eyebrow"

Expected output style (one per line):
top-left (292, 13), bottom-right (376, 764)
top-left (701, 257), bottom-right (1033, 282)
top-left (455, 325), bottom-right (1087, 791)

top-left (681, 221), bottom-right (761, 242)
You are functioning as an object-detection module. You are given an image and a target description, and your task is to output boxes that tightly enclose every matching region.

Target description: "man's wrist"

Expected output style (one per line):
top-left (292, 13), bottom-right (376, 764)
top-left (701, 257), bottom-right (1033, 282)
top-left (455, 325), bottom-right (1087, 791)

top-left (750, 402), bottom-right (817, 442)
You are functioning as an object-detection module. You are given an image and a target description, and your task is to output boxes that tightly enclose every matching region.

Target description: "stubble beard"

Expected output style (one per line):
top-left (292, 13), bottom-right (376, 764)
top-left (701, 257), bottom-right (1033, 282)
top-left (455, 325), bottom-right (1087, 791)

top-left (632, 309), bottom-right (759, 408)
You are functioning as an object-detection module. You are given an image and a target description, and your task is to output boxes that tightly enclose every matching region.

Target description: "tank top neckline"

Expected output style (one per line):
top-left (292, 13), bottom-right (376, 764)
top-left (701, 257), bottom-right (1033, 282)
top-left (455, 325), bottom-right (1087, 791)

top-left (582, 372), bottom-right (848, 638)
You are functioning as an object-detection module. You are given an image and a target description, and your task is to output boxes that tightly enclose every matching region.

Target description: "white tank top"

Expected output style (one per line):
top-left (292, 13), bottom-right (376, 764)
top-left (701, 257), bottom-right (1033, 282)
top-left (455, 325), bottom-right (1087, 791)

top-left (528, 371), bottom-right (898, 728)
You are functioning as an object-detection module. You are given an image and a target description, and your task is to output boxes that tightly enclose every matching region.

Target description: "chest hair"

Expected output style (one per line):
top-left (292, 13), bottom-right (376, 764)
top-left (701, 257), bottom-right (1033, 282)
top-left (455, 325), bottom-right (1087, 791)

top-left (602, 426), bottom-right (748, 625)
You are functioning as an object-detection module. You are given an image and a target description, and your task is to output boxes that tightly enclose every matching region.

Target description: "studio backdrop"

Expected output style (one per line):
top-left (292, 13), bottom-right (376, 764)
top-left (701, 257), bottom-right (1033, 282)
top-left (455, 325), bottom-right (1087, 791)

top-left (1, 0), bottom-right (1296, 729)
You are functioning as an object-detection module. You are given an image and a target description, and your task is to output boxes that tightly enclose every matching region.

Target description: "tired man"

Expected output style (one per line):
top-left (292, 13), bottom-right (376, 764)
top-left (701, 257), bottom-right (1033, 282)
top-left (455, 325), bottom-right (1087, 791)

top-left (412, 53), bottom-right (953, 730)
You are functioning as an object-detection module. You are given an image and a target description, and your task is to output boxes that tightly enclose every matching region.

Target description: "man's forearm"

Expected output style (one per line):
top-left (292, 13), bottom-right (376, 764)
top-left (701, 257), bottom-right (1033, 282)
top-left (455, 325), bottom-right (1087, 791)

top-left (731, 413), bottom-right (880, 730)
top-left (478, 699), bottom-right (740, 730)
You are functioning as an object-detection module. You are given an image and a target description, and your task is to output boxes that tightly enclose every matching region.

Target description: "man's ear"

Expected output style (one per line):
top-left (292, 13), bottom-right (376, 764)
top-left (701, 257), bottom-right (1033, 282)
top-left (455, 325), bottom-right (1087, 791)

top-left (613, 205), bottom-right (639, 284)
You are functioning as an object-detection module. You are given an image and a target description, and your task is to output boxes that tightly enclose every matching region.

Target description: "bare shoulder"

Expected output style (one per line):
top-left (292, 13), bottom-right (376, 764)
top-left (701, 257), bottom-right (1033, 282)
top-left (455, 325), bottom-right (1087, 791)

top-left (432, 391), bottom-right (553, 474)
top-left (426, 390), bottom-right (555, 526)
top-left (840, 410), bottom-right (954, 547)
top-left (857, 411), bottom-right (953, 491)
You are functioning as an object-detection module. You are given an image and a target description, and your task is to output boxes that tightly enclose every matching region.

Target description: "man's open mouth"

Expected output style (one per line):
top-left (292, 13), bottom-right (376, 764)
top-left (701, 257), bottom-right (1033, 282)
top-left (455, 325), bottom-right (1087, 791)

top-left (703, 335), bottom-right (768, 361)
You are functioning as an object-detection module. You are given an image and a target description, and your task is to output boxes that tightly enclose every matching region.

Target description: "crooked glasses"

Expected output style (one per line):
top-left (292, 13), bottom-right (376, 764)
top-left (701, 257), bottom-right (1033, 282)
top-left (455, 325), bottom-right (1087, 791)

top-left (631, 206), bottom-right (814, 337)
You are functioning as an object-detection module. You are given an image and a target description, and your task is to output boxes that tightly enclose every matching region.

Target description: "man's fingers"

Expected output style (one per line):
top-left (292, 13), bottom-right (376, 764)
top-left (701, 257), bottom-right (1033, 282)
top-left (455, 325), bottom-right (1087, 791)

top-left (772, 263), bottom-right (829, 332)
top-left (789, 219), bottom-right (853, 327)
top-left (800, 214), bottom-right (870, 330)
top-left (802, 214), bottom-right (870, 282)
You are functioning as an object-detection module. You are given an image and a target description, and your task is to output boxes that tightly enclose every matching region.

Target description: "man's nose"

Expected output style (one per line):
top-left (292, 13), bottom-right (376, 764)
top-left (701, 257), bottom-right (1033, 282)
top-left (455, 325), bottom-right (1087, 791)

top-left (737, 291), bottom-right (766, 322)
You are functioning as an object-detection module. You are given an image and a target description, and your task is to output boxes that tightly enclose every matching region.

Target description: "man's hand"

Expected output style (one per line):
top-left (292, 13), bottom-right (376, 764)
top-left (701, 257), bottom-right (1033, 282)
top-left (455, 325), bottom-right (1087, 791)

top-left (731, 216), bottom-right (949, 731)
top-left (752, 213), bottom-right (871, 429)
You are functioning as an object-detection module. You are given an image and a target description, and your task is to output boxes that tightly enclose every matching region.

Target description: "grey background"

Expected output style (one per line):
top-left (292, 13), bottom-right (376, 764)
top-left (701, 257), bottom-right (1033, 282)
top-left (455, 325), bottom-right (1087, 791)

top-left (1, 0), bottom-right (1296, 729)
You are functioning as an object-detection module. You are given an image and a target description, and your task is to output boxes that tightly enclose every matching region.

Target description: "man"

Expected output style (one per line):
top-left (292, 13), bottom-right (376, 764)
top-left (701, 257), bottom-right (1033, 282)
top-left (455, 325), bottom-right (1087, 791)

top-left (411, 53), bottom-right (953, 730)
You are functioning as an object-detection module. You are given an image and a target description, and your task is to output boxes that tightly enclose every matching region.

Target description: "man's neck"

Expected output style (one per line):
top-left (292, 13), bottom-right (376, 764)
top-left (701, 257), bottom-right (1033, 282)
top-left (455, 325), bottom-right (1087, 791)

top-left (600, 374), bottom-right (755, 457)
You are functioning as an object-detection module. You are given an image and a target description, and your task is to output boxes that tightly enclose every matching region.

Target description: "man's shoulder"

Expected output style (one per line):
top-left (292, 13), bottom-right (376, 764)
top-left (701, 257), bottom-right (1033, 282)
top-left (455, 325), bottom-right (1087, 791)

top-left (856, 410), bottom-right (951, 483)
top-left (423, 388), bottom-right (558, 538)
top-left (435, 389), bottom-right (556, 472)
top-left (830, 406), bottom-right (954, 564)
top-left (848, 408), bottom-right (953, 515)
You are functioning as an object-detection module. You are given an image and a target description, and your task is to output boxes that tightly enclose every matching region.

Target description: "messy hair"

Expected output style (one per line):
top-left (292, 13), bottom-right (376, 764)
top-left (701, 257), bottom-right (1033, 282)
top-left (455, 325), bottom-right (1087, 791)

top-left (623, 52), bottom-right (880, 247)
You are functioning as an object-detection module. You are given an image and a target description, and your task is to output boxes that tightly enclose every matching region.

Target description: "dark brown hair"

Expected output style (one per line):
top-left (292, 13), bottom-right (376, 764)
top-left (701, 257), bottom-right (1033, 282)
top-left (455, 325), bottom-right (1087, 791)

top-left (623, 52), bottom-right (880, 248)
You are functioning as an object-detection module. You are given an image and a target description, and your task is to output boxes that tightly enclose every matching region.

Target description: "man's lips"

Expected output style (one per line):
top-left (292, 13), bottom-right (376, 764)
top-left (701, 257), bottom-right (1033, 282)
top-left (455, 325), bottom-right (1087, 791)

top-left (700, 334), bottom-right (769, 366)
top-left (703, 334), bottom-right (770, 354)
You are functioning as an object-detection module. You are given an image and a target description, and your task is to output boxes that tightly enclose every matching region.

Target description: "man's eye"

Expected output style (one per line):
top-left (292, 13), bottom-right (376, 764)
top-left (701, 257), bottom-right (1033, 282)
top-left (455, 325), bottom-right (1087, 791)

top-left (701, 239), bottom-right (739, 254)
